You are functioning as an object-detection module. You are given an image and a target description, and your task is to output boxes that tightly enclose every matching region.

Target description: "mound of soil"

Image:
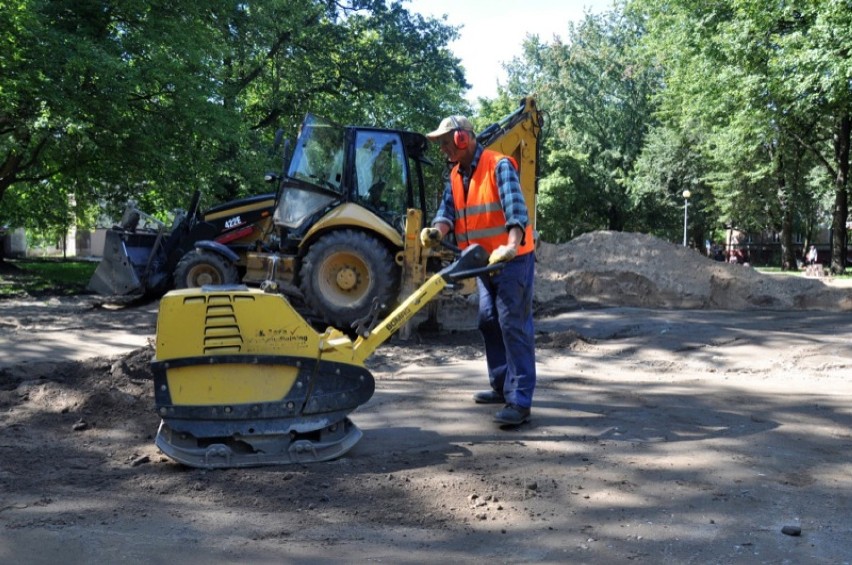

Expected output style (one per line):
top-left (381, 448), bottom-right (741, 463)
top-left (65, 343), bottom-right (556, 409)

top-left (535, 231), bottom-right (852, 311)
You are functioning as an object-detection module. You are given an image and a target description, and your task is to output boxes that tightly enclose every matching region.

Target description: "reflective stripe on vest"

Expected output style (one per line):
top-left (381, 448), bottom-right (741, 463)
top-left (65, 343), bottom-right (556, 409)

top-left (450, 150), bottom-right (535, 255)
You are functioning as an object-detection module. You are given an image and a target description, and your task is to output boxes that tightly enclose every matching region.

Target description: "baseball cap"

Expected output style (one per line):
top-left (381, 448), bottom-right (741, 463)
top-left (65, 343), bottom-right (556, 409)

top-left (425, 115), bottom-right (475, 140)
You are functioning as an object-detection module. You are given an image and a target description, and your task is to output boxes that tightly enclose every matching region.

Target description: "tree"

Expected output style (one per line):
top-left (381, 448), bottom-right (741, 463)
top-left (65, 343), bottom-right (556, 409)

top-left (636, 0), bottom-right (852, 271)
top-left (627, 124), bottom-right (713, 246)
top-left (0, 0), bottom-right (467, 233)
top-left (502, 4), bottom-right (661, 242)
top-left (1, 0), bottom-right (241, 220)
top-left (775, 0), bottom-right (852, 273)
top-left (207, 0), bottom-right (469, 201)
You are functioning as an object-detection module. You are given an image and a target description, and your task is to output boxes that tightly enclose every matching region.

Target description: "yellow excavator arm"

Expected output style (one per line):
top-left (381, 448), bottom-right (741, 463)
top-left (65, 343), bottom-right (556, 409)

top-left (478, 95), bottom-right (545, 231)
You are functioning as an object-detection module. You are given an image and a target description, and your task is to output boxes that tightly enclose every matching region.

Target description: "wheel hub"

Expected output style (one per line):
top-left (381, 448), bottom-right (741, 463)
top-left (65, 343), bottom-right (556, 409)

top-left (196, 272), bottom-right (215, 286)
top-left (335, 266), bottom-right (358, 290)
top-left (188, 265), bottom-right (219, 287)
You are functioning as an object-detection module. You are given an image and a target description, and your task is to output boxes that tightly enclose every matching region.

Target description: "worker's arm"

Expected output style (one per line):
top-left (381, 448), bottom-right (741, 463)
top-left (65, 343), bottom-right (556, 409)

top-left (422, 178), bottom-right (454, 247)
top-left (506, 225), bottom-right (524, 249)
top-left (432, 179), bottom-right (456, 233)
top-left (495, 158), bottom-right (529, 246)
top-left (487, 158), bottom-right (528, 264)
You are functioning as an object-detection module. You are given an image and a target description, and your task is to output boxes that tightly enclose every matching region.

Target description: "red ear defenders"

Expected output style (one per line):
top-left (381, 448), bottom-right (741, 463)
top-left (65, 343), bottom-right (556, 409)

top-left (450, 116), bottom-right (470, 150)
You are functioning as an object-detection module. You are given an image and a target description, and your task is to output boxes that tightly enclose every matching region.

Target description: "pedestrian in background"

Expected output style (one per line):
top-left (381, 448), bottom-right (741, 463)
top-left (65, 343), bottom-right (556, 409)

top-left (806, 245), bottom-right (818, 266)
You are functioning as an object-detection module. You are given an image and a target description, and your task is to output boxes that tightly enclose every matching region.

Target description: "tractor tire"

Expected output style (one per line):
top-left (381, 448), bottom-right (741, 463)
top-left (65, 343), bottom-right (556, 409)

top-left (300, 230), bottom-right (399, 330)
top-left (174, 250), bottom-right (240, 289)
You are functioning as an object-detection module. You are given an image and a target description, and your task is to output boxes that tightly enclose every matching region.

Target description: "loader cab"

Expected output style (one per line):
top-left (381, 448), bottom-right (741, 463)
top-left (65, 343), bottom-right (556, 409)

top-left (275, 114), bottom-right (428, 240)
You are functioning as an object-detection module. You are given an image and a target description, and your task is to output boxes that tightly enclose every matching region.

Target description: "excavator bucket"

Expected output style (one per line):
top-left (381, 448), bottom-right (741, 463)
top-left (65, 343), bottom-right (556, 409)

top-left (87, 229), bottom-right (160, 295)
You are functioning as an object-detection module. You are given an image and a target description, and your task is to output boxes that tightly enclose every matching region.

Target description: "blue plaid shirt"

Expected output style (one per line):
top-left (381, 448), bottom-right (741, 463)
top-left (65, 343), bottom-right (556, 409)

top-left (433, 144), bottom-right (529, 233)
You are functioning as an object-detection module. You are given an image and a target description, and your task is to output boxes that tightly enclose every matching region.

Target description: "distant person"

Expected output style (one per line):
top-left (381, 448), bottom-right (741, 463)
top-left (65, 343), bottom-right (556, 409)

top-left (806, 245), bottom-right (818, 266)
top-left (713, 244), bottom-right (725, 262)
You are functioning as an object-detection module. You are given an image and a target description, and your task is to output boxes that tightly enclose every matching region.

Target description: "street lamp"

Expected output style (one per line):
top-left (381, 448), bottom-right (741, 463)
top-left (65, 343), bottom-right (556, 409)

top-left (682, 190), bottom-right (691, 247)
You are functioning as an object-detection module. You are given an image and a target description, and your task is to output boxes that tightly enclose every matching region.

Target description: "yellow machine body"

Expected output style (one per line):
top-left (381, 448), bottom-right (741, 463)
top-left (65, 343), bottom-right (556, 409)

top-left (151, 243), bottom-right (493, 469)
top-left (152, 288), bottom-right (375, 469)
top-left (301, 202), bottom-right (405, 250)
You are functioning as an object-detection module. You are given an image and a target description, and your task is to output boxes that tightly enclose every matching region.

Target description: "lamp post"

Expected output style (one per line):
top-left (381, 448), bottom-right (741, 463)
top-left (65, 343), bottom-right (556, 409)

top-left (682, 190), bottom-right (691, 247)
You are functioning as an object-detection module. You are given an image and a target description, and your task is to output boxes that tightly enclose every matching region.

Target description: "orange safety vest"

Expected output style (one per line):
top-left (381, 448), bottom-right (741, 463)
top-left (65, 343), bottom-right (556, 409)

top-left (450, 150), bottom-right (535, 255)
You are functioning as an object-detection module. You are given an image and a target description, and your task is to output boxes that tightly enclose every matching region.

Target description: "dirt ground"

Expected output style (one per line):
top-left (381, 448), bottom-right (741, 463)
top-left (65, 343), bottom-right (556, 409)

top-left (2, 232), bottom-right (852, 564)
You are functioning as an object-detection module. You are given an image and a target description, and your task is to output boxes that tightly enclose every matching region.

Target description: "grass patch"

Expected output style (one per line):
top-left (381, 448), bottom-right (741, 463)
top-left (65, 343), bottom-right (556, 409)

top-left (755, 266), bottom-right (852, 279)
top-left (0, 258), bottom-right (98, 297)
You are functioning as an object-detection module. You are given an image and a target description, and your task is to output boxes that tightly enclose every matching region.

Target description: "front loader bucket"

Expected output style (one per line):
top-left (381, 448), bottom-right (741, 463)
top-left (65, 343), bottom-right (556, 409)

top-left (87, 229), bottom-right (157, 295)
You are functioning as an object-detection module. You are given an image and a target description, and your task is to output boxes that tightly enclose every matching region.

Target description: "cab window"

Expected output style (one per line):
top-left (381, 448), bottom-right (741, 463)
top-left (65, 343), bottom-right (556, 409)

top-left (353, 131), bottom-right (407, 212)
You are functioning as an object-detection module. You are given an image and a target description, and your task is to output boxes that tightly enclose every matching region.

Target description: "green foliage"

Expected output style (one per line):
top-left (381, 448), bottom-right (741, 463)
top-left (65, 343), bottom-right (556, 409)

top-left (634, 0), bottom-right (852, 269)
top-left (474, 92), bottom-right (522, 132)
top-left (502, 3), bottom-right (661, 241)
top-left (626, 125), bottom-right (712, 242)
top-left (4, 0), bottom-right (849, 266)
top-left (0, 0), bottom-right (467, 229)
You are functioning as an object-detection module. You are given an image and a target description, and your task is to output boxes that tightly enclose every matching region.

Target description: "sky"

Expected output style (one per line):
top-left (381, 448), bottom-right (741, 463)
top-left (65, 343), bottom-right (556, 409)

top-left (405, 0), bottom-right (613, 104)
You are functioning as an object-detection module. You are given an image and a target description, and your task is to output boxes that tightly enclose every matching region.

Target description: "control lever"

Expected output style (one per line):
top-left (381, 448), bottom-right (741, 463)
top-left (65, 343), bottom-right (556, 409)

top-left (351, 297), bottom-right (384, 338)
top-left (439, 239), bottom-right (461, 254)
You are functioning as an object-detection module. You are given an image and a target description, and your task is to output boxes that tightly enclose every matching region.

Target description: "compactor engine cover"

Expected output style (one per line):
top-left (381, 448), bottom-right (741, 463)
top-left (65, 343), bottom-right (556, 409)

top-left (152, 286), bottom-right (375, 468)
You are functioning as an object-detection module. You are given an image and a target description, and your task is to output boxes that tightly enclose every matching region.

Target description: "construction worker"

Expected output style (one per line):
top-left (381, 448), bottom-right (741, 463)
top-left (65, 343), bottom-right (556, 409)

top-left (420, 115), bottom-right (536, 426)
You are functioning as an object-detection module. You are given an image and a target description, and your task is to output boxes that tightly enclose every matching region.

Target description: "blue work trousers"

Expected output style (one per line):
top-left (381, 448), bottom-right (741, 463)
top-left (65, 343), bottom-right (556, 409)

top-left (477, 251), bottom-right (536, 408)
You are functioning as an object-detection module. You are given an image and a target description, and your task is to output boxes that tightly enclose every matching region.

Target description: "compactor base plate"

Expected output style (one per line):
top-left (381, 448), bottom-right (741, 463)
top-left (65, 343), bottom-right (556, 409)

top-left (155, 417), bottom-right (362, 469)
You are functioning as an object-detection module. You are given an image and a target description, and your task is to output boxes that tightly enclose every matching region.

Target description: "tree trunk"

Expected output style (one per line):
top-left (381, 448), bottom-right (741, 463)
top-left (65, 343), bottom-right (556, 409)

top-left (830, 114), bottom-right (850, 274)
top-left (607, 203), bottom-right (625, 232)
top-left (0, 156), bottom-right (23, 207)
top-left (771, 143), bottom-right (797, 270)
top-left (781, 210), bottom-right (796, 269)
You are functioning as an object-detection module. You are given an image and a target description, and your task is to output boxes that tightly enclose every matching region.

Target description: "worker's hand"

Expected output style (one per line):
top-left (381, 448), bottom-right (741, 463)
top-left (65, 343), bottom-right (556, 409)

top-left (488, 244), bottom-right (518, 265)
top-left (420, 227), bottom-right (443, 248)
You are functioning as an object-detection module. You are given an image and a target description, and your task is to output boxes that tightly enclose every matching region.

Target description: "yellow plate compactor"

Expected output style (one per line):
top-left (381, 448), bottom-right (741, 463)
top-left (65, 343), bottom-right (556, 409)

top-left (152, 244), bottom-right (495, 468)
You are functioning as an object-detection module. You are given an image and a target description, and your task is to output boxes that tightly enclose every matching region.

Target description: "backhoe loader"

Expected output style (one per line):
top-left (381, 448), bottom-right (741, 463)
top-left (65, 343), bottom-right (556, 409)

top-left (90, 96), bottom-right (544, 331)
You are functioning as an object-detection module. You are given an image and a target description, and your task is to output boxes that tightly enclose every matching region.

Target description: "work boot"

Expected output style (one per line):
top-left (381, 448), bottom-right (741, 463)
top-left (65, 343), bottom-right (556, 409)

top-left (473, 390), bottom-right (505, 404)
top-left (494, 404), bottom-right (531, 425)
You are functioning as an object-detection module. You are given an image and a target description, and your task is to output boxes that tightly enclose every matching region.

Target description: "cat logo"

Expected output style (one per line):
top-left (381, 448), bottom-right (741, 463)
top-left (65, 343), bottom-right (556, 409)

top-left (225, 216), bottom-right (242, 229)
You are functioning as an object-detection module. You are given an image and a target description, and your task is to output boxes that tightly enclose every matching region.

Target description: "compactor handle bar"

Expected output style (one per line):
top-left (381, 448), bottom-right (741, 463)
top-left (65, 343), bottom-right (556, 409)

top-left (436, 241), bottom-right (503, 282)
top-left (444, 262), bottom-right (503, 282)
top-left (438, 238), bottom-right (461, 254)
top-left (350, 243), bottom-right (502, 360)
